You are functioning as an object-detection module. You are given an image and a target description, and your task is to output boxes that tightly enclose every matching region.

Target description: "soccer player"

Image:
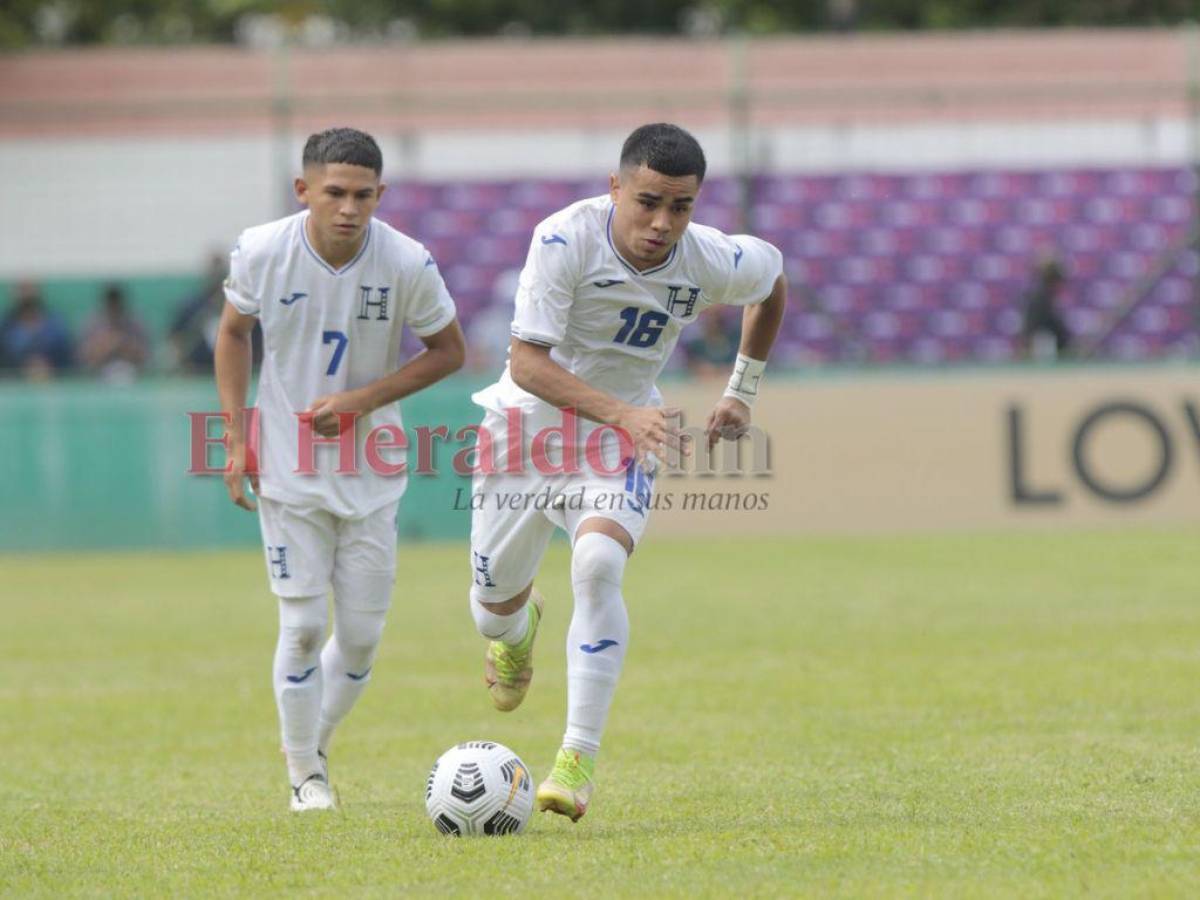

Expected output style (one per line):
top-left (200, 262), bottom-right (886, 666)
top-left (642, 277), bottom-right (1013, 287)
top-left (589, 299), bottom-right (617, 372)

top-left (215, 128), bottom-right (465, 811)
top-left (467, 123), bottom-right (786, 820)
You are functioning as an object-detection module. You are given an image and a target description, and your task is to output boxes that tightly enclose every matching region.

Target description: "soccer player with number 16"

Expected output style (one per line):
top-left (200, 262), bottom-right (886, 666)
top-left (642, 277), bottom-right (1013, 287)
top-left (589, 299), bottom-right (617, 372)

top-left (467, 123), bottom-right (787, 821)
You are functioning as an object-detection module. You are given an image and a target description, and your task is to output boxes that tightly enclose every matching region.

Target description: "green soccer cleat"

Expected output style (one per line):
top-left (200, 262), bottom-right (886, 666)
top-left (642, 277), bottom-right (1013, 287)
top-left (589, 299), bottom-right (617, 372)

top-left (536, 747), bottom-right (596, 822)
top-left (484, 589), bottom-right (544, 712)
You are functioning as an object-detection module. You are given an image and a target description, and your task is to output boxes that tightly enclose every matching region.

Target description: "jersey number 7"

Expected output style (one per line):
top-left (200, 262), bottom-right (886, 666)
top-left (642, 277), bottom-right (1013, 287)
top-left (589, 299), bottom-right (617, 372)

top-left (613, 307), bottom-right (669, 349)
top-left (322, 330), bottom-right (348, 375)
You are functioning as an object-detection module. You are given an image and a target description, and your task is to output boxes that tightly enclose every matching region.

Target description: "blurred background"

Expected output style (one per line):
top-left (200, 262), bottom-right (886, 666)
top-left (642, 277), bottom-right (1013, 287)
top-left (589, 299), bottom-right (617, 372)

top-left (1, 1), bottom-right (1198, 551)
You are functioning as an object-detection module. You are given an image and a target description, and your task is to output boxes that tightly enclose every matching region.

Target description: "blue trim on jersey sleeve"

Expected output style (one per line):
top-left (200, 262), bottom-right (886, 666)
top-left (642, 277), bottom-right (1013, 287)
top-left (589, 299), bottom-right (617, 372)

top-left (511, 328), bottom-right (556, 348)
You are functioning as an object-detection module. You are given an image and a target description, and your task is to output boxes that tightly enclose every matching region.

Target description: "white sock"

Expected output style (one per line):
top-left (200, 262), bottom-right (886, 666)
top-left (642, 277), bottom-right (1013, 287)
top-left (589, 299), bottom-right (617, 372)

top-left (274, 594), bottom-right (327, 784)
top-left (318, 604), bottom-right (388, 754)
top-left (318, 568), bottom-right (393, 755)
top-left (471, 591), bottom-right (531, 644)
top-left (563, 533), bottom-right (629, 757)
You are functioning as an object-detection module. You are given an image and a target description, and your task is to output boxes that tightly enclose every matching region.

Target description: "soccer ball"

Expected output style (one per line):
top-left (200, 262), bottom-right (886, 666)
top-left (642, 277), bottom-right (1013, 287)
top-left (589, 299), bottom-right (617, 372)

top-left (425, 741), bottom-right (534, 836)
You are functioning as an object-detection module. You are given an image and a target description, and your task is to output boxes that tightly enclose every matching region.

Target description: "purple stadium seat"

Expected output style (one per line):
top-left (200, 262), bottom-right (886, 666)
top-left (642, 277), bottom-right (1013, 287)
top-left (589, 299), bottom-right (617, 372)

top-left (377, 165), bottom-right (1196, 366)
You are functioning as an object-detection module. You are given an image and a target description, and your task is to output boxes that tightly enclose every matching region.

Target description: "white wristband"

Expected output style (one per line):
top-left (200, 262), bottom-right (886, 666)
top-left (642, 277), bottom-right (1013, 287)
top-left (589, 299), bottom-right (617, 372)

top-left (723, 354), bottom-right (767, 408)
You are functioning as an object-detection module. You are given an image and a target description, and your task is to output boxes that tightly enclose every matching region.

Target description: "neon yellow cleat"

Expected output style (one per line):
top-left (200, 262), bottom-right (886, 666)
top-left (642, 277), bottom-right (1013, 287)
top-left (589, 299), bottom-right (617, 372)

top-left (484, 589), bottom-right (544, 712)
top-left (536, 747), bottom-right (595, 822)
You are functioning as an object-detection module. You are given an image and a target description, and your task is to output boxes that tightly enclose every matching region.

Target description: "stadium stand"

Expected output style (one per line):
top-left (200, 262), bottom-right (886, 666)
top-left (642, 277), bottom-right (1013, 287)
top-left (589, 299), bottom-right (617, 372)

top-left (0, 31), bottom-right (1195, 369)
top-left (376, 167), bottom-right (1198, 366)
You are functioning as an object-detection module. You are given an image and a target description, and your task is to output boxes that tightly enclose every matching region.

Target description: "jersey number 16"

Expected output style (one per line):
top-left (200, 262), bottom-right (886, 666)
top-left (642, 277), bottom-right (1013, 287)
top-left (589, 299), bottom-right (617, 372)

top-left (613, 306), bottom-right (668, 349)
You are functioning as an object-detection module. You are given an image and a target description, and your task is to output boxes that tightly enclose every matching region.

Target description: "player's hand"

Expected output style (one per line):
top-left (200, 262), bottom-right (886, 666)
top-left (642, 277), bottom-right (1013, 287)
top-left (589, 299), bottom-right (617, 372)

top-left (224, 442), bottom-right (259, 512)
top-left (616, 404), bottom-right (687, 469)
top-left (306, 390), bottom-right (368, 438)
top-left (704, 396), bottom-right (751, 449)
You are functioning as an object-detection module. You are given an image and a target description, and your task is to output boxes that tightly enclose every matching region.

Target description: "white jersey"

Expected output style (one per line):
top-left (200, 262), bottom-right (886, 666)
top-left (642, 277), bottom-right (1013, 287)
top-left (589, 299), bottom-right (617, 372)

top-left (225, 211), bottom-right (457, 518)
top-left (473, 195), bottom-right (782, 432)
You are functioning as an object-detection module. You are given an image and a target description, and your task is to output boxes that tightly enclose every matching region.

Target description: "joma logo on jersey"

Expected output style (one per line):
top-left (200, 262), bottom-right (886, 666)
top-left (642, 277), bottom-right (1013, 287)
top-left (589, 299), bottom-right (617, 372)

top-left (356, 286), bottom-right (390, 321)
top-left (666, 285), bottom-right (701, 318)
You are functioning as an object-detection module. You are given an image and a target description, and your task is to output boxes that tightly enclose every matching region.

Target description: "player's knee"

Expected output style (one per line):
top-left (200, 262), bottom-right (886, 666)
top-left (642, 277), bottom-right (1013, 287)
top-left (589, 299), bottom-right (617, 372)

top-left (469, 589), bottom-right (525, 639)
top-left (332, 570), bottom-right (394, 614)
top-left (336, 610), bottom-right (386, 664)
top-left (281, 621), bottom-right (323, 657)
top-left (571, 532), bottom-right (627, 594)
top-left (336, 640), bottom-right (379, 677)
top-left (278, 596), bottom-right (327, 658)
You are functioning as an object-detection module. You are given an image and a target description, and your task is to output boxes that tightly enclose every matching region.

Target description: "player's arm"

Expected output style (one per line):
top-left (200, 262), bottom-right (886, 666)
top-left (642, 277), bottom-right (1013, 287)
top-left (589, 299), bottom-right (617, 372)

top-left (307, 319), bottom-right (466, 438)
top-left (214, 300), bottom-right (260, 511)
top-left (738, 272), bottom-right (787, 361)
top-left (705, 272), bottom-right (787, 448)
top-left (510, 338), bottom-right (683, 464)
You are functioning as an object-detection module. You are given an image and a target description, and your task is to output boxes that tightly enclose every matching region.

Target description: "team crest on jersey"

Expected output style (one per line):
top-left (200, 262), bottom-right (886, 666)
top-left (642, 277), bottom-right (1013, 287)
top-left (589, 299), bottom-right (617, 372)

top-left (357, 286), bottom-right (390, 321)
top-left (267, 545), bottom-right (290, 579)
top-left (666, 285), bottom-right (701, 319)
top-left (471, 550), bottom-right (495, 588)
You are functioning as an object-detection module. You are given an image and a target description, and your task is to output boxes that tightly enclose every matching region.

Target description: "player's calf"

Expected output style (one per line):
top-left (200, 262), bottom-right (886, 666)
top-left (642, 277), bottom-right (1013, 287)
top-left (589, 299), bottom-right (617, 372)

top-left (274, 594), bottom-right (328, 787)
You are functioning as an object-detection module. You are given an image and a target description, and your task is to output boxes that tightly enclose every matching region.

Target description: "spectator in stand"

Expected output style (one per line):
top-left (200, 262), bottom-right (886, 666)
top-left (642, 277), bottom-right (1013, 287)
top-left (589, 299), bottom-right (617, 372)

top-left (1020, 252), bottom-right (1072, 361)
top-left (682, 307), bottom-right (739, 376)
top-left (169, 251), bottom-right (261, 373)
top-left (168, 251), bottom-right (225, 373)
top-left (0, 281), bottom-right (74, 380)
top-left (79, 283), bottom-right (150, 384)
top-left (828, 0), bottom-right (859, 32)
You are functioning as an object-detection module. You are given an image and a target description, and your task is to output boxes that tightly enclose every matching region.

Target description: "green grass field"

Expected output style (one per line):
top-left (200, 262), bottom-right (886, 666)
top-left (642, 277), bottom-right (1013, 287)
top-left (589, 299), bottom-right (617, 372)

top-left (2, 530), bottom-right (1199, 898)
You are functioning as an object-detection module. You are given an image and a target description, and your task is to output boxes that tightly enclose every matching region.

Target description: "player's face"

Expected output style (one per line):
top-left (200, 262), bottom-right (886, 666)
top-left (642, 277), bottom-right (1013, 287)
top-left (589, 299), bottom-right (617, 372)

top-left (295, 163), bottom-right (385, 249)
top-left (609, 165), bottom-right (699, 268)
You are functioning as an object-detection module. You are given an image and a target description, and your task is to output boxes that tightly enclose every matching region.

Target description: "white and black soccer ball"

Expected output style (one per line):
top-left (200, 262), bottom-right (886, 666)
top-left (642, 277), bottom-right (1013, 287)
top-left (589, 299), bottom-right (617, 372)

top-left (425, 741), bottom-right (534, 836)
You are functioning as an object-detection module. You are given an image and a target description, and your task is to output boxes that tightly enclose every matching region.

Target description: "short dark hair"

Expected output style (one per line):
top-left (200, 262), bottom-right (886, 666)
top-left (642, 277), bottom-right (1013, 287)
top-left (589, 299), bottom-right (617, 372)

top-left (619, 123), bottom-right (706, 183)
top-left (302, 127), bottom-right (383, 175)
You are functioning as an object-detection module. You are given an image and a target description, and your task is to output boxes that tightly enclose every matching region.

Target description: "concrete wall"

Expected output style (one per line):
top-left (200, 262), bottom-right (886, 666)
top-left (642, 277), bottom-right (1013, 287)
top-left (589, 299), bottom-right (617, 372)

top-left (4, 367), bottom-right (1198, 552)
top-left (2, 119), bottom-right (1190, 278)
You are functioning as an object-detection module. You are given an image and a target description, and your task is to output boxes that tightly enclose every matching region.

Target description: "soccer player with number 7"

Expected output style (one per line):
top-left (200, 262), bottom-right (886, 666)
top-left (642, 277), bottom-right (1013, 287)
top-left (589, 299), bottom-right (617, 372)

top-left (467, 123), bottom-right (787, 821)
top-left (215, 128), bottom-right (465, 811)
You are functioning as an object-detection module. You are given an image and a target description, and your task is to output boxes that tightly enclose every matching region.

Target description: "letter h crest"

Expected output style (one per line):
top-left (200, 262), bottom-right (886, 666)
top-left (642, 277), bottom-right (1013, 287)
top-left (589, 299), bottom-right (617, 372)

top-left (667, 285), bottom-right (701, 318)
top-left (357, 285), bottom-right (390, 321)
top-left (268, 545), bottom-right (290, 580)
top-left (472, 550), bottom-right (495, 588)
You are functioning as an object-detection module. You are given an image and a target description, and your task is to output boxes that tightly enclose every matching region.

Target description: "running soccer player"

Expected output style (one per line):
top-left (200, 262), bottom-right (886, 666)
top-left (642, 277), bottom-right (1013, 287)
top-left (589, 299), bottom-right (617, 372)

top-left (467, 123), bottom-right (786, 821)
top-left (215, 127), bottom-right (465, 811)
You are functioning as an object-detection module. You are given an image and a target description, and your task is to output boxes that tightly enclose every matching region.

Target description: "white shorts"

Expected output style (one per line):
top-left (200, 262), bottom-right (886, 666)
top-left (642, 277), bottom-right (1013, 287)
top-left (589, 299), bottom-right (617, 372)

top-left (257, 497), bottom-right (399, 600)
top-left (468, 409), bottom-right (654, 601)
